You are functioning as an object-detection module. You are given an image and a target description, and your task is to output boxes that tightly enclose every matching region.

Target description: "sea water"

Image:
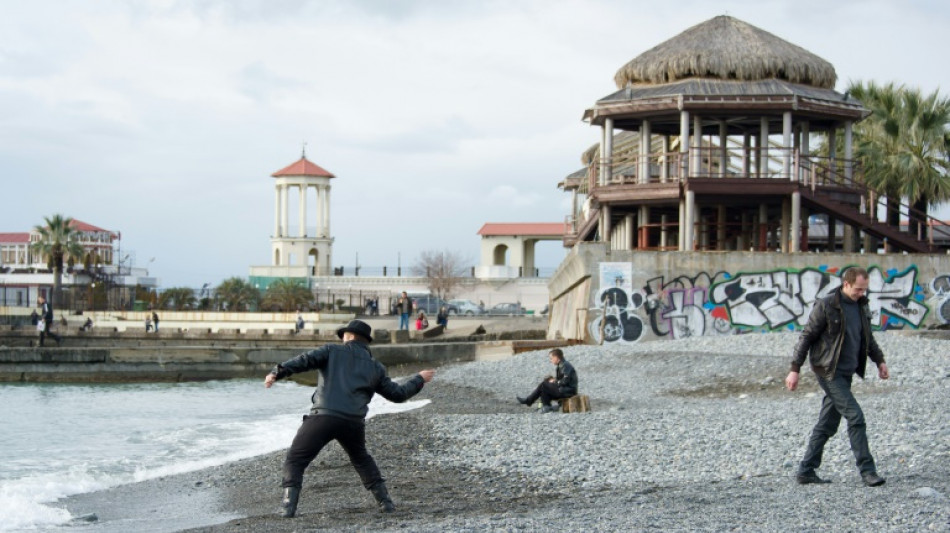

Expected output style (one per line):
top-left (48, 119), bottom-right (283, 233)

top-left (0, 379), bottom-right (429, 531)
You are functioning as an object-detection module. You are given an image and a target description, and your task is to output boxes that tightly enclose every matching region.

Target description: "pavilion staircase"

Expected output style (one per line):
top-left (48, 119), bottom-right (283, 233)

top-left (796, 155), bottom-right (946, 253)
top-left (799, 188), bottom-right (933, 253)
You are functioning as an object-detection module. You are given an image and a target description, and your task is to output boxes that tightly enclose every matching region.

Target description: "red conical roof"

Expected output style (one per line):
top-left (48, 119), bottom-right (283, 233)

top-left (271, 156), bottom-right (335, 178)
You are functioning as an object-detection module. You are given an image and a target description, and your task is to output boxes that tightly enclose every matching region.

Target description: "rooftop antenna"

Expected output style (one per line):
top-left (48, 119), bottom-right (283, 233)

top-left (302, 142), bottom-right (307, 159)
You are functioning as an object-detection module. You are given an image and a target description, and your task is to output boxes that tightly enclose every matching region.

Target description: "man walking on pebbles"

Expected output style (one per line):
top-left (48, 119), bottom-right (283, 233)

top-left (264, 319), bottom-right (435, 517)
top-left (785, 267), bottom-right (889, 487)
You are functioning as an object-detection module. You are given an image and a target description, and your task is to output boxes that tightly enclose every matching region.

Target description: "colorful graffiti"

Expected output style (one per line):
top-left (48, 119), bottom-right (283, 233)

top-left (588, 263), bottom-right (932, 344)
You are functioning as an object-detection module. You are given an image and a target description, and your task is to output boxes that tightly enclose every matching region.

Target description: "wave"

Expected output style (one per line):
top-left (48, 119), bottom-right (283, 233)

top-left (0, 395), bottom-right (430, 531)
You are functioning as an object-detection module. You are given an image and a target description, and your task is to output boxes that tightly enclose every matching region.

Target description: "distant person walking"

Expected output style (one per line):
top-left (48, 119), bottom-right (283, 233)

top-left (396, 292), bottom-right (412, 331)
top-left (785, 267), bottom-right (889, 487)
top-left (145, 315), bottom-right (152, 332)
top-left (295, 313), bottom-right (305, 334)
top-left (516, 349), bottom-right (577, 413)
top-left (152, 311), bottom-right (160, 332)
top-left (264, 320), bottom-right (435, 517)
top-left (436, 306), bottom-right (449, 329)
top-left (37, 296), bottom-right (61, 346)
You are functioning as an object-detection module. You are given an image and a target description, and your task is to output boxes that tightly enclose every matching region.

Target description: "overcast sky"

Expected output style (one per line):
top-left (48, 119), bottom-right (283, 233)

top-left (2, 0), bottom-right (948, 287)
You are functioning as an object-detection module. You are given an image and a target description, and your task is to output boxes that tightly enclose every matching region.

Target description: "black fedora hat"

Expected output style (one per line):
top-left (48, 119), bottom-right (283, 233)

top-left (336, 319), bottom-right (373, 343)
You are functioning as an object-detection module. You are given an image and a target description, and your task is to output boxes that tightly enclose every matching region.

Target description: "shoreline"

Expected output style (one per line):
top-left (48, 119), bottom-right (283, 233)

top-left (53, 333), bottom-right (950, 531)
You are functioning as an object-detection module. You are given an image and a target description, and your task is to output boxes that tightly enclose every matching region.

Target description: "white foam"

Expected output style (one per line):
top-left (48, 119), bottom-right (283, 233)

top-left (0, 394), bottom-right (430, 531)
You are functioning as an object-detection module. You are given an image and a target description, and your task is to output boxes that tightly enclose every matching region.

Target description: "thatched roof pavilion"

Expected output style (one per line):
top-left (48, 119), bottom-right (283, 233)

top-left (561, 15), bottom-right (933, 256)
top-left (613, 15), bottom-right (836, 89)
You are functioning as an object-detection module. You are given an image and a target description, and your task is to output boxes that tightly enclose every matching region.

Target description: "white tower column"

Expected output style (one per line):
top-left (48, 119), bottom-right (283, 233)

top-left (273, 187), bottom-right (280, 237)
top-left (281, 184), bottom-right (289, 238)
top-left (323, 185), bottom-right (331, 237)
top-left (299, 185), bottom-right (307, 237)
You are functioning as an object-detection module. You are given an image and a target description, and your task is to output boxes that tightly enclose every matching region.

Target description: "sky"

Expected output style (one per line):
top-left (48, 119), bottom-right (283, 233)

top-left (2, 0), bottom-right (948, 288)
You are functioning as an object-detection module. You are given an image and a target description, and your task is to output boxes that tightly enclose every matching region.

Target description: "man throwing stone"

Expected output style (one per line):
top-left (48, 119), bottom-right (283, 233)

top-left (265, 319), bottom-right (435, 517)
top-left (785, 267), bottom-right (889, 487)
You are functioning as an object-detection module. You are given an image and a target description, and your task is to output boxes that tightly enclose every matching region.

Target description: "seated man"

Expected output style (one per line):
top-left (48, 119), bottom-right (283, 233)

top-left (516, 348), bottom-right (578, 413)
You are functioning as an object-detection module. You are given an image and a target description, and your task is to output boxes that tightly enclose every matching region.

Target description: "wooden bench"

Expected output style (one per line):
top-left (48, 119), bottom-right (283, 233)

top-left (559, 395), bottom-right (591, 413)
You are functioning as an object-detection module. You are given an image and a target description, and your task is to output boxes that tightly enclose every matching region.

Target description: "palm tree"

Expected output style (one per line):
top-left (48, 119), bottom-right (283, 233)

top-left (216, 277), bottom-right (261, 311)
top-left (849, 81), bottom-right (950, 243)
top-left (261, 278), bottom-right (313, 312)
top-left (30, 214), bottom-right (85, 306)
top-left (157, 287), bottom-right (197, 311)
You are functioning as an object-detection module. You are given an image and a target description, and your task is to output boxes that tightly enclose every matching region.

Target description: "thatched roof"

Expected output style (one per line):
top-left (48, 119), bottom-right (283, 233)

top-left (614, 16), bottom-right (837, 89)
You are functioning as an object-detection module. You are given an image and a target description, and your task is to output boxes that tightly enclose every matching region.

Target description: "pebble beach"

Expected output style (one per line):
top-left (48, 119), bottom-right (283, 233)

top-left (58, 331), bottom-right (950, 532)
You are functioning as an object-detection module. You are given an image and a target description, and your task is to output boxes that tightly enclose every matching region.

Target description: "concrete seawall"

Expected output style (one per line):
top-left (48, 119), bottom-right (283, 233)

top-left (0, 340), bottom-right (547, 383)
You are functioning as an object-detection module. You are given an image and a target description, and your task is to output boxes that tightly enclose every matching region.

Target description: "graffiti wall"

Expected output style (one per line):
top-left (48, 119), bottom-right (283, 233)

top-left (587, 263), bottom-right (933, 344)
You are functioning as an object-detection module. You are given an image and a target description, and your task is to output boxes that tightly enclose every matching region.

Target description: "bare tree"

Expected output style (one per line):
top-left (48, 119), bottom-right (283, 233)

top-left (411, 250), bottom-right (469, 299)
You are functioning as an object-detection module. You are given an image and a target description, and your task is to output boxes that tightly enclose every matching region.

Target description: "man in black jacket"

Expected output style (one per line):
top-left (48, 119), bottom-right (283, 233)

top-left (265, 319), bottom-right (435, 517)
top-left (516, 348), bottom-right (578, 413)
top-left (785, 267), bottom-right (889, 487)
top-left (37, 296), bottom-right (61, 346)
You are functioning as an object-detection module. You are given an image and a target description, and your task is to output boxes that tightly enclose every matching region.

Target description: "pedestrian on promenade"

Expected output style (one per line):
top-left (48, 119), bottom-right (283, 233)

top-left (264, 319), bottom-right (435, 517)
top-left (516, 348), bottom-right (578, 413)
top-left (396, 291), bottom-right (412, 331)
top-left (152, 311), bottom-right (160, 332)
top-left (436, 306), bottom-right (449, 329)
top-left (37, 296), bottom-right (61, 346)
top-left (785, 266), bottom-right (889, 487)
top-left (295, 313), bottom-right (304, 334)
top-left (145, 315), bottom-right (152, 332)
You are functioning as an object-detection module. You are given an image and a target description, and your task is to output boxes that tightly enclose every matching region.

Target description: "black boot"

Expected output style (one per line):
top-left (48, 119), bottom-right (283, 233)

top-left (280, 487), bottom-right (300, 518)
top-left (370, 482), bottom-right (396, 513)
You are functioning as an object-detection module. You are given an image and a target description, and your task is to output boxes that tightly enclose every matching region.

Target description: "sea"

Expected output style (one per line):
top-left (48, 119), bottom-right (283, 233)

top-left (0, 378), bottom-right (430, 532)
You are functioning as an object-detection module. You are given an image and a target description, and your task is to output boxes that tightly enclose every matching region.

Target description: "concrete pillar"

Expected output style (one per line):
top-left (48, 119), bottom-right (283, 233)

top-left (660, 214), bottom-right (669, 249)
top-left (603, 118), bottom-right (614, 185)
top-left (299, 185), bottom-right (307, 237)
top-left (684, 190), bottom-right (695, 250)
top-left (323, 185), bottom-right (331, 237)
top-left (601, 204), bottom-right (611, 245)
top-left (783, 111), bottom-right (793, 181)
top-left (693, 115), bottom-right (702, 176)
top-left (791, 191), bottom-right (801, 252)
top-left (640, 119), bottom-right (651, 183)
top-left (719, 120), bottom-right (728, 178)
top-left (781, 198), bottom-right (791, 253)
top-left (625, 214), bottom-right (635, 250)
top-left (738, 212), bottom-right (748, 250)
top-left (680, 111), bottom-right (690, 179)
top-left (570, 188), bottom-right (578, 231)
top-left (678, 199), bottom-right (686, 250)
top-left (758, 204), bottom-right (768, 251)
top-left (759, 117), bottom-right (769, 177)
top-left (742, 133), bottom-right (751, 177)
top-left (281, 184), bottom-right (289, 238)
top-left (842, 225), bottom-right (854, 253)
top-left (660, 135), bottom-right (670, 183)
top-left (273, 186), bottom-right (280, 237)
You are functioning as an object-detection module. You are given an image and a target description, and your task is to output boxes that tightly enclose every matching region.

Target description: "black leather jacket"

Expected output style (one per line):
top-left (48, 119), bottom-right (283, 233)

top-left (271, 341), bottom-right (425, 421)
top-left (791, 288), bottom-right (885, 380)
top-left (556, 360), bottom-right (578, 396)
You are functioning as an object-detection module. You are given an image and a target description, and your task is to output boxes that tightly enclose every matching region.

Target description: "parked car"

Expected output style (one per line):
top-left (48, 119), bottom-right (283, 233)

top-left (447, 299), bottom-right (483, 316)
top-left (410, 295), bottom-right (458, 316)
top-left (485, 302), bottom-right (525, 316)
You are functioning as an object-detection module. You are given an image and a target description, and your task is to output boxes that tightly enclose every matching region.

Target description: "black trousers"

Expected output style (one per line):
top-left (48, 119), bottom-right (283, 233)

top-left (282, 414), bottom-right (384, 490)
top-left (523, 381), bottom-right (572, 407)
top-left (39, 321), bottom-right (60, 346)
